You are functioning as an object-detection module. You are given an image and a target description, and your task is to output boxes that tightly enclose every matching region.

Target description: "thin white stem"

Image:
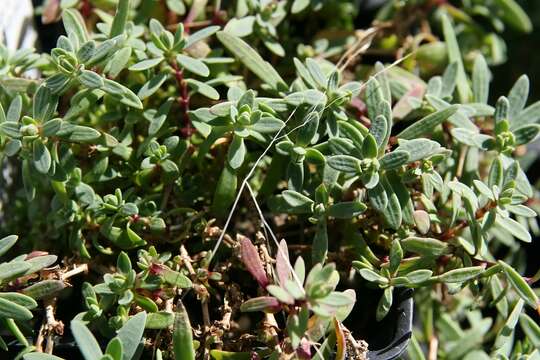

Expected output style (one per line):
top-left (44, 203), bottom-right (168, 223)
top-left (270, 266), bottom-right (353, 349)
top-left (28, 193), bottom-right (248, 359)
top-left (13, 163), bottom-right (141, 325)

top-left (207, 105), bottom-right (301, 264)
top-left (207, 48), bottom-right (411, 267)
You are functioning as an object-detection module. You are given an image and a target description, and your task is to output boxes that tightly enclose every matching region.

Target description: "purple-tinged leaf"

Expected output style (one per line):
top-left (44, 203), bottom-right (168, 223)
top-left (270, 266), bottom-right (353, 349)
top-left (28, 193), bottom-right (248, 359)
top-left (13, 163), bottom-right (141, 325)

top-left (240, 296), bottom-right (280, 313)
top-left (276, 239), bottom-right (291, 286)
top-left (239, 235), bottom-right (268, 288)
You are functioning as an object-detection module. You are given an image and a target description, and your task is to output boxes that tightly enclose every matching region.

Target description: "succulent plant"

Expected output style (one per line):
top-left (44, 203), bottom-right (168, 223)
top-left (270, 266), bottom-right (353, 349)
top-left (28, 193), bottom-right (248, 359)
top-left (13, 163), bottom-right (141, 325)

top-left (0, 235), bottom-right (64, 357)
top-left (0, 0), bottom-right (538, 359)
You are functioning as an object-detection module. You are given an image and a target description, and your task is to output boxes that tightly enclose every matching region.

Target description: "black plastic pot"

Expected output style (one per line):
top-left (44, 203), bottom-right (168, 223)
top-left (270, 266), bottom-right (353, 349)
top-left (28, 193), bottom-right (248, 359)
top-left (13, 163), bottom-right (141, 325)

top-left (6, 337), bottom-right (80, 359)
top-left (343, 288), bottom-right (413, 360)
top-left (8, 290), bottom-right (413, 359)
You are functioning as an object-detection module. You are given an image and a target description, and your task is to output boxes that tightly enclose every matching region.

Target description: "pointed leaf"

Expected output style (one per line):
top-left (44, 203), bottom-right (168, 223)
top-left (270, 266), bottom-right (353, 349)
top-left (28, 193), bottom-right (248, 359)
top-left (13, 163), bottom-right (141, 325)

top-left (71, 320), bottom-right (103, 360)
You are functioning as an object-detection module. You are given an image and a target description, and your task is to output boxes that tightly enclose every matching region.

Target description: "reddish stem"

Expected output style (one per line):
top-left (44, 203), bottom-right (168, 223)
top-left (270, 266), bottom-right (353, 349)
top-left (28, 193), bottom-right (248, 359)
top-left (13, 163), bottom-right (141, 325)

top-left (81, 0), bottom-right (92, 18)
top-left (171, 62), bottom-right (194, 137)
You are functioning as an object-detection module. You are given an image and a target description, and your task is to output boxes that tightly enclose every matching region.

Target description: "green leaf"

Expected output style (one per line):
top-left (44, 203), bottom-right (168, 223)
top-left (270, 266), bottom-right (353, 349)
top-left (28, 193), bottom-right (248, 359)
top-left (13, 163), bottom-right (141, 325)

top-left (357, 268), bottom-right (388, 285)
top-left (305, 148), bottom-right (325, 165)
top-left (266, 285), bottom-right (294, 304)
top-left (494, 299), bottom-right (523, 349)
top-left (12, 297), bottom-right (40, 323)
top-left (327, 202), bottom-right (366, 219)
top-left (365, 77), bottom-right (383, 122)
top-left (382, 186), bottom-right (402, 230)
top-left (296, 111), bottom-right (319, 146)
top-left (305, 58), bottom-right (326, 89)
top-left (494, 96), bottom-right (509, 124)
top-left (513, 124), bottom-right (540, 145)
top-left (436, 266), bottom-right (484, 283)
top-left (0, 235), bottom-right (18, 257)
top-left (148, 98), bottom-right (173, 136)
top-left (375, 61), bottom-right (391, 103)
top-left (32, 141), bottom-right (51, 174)
top-left (22, 280), bottom-right (65, 300)
top-left (426, 95), bottom-right (476, 129)
top-left (167, 0), bottom-right (186, 15)
top-left (176, 54), bottom-right (210, 77)
top-left (105, 337), bottom-right (123, 360)
top-left (0, 297), bottom-right (33, 321)
top-left (380, 150), bottom-right (410, 170)
top-left (161, 267), bottom-right (193, 288)
top-left (79, 70), bottom-right (104, 89)
top-left (4, 139), bottom-right (21, 156)
top-left (117, 312), bottom-right (147, 360)
top-left (185, 79), bottom-right (219, 100)
top-left (223, 16), bottom-right (255, 37)
top-left (287, 307), bottom-right (309, 348)
top-left (499, 261), bottom-right (539, 309)
top-left (212, 165), bottom-right (237, 218)
top-left (407, 334), bottom-right (426, 360)
top-left (58, 124), bottom-right (101, 142)
top-left (512, 101), bottom-right (540, 129)
top-left (294, 58), bottom-right (318, 89)
top-left (106, 46), bottom-right (131, 78)
top-left (413, 210), bottom-right (431, 234)
top-left (0, 122), bottom-right (20, 138)
top-left (138, 73), bottom-right (169, 100)
top-left (102, 79), bottom-right (143, 109)
top-left (23, 353), bottom-right (64, 360)
top-left (397, 105), bottom-right (459, 139)
top-left (389, 240), bottom-right (403, 274)
top-left (6, 95), bottom-right (22, 122)
top-left (370, 115), bottom-right (388, 151)
top-left (441, 62), bottom-right (458, 99)
top-left (87, 39), bottom-right (116, 66)
top-left (116, 252), bottom-right (131, 274)
top-left (33, 86), bottom-right (58, 122)
top-left (129, 58), bottom-right (163, 71)
top-left (441, 13), bottom-right (471, 103)
top-left (250, 117), bottom-right (284, 133)
top-left (282, 190), bottom-right (314, 210)
top-left (185, 26), bottom-right (220, 48)
top-left (71, 320), bottom-right (103, 360)
top-left (401, 237), bottom-right (448, 256)
top-left (0, 261), bottom-right (31, 282)
top-left (489, 157), bottom-right (504, 188)
top-left (227, 136), bottom-right (246, 170)
top-left (173, 301), bottom-right (195, 360)
top-left (495, 215), bottom-right (531, 242)
top-left (519, 313), bottom-right (540, 348)
top-left (472, 55), bottom-right (490, 104)
top-left (135, 296), bottom-right (158, 313)
top-left (362, 134), bottom-right (378, 158)
top-left (368, 182), bottom-right (388, 211)
top-left (448, 181), bottom-right (478, 211)
top-left (285, 89), bottom-right (326, 106)
top-left (25, 255), bottom-right (58, 274)
top-left (216, 31), bottom-right (286, 91)
top-left (110, 0), bottom-right (130, 37)
top-left (42, 118), bottom-right (63, 137)
top-left (145, 311), bottom-right (175, 329)
top-left (490, 276), bottom-right (509, 317)
top-left (376, 287), bottom-right (393, 321)
top-left (312, 220), bottom-right (328, 265)
top-left (508, 75), bottom-right (529, 121)
top-left (210, 351), bottom-right (250, 360)
top-left (405, 269), bottom-right (433, 284)
top-left (240, 296), bottom-right (280, 313)
top-left (493, 0), bottom-right (532, 33)
top-left (62, 9), bottom-right (89, 48)
top-left (327, 155), bottom-right (361, 173)
top-left (291, 0), bottom-right (310, 13)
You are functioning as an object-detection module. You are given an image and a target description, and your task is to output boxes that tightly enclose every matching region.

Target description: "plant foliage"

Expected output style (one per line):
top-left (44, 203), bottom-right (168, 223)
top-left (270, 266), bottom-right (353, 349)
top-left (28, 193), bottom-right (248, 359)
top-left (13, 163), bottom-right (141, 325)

top-left (0, 0), bottom-right (538, 359)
